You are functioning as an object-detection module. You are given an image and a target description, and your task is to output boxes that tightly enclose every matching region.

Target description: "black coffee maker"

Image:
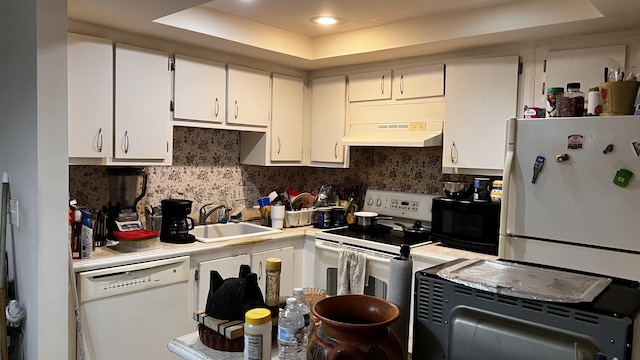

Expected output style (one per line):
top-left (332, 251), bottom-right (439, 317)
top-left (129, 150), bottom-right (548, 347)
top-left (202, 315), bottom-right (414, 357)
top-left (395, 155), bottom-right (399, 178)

top-left (161, 199), bottom-right (196, 243)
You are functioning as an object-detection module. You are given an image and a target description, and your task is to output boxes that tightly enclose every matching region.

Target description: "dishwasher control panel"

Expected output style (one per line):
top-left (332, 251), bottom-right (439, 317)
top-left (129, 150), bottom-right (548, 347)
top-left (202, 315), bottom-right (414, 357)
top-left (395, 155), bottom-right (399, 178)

top-left (77, 256), bottom-right (190, 302)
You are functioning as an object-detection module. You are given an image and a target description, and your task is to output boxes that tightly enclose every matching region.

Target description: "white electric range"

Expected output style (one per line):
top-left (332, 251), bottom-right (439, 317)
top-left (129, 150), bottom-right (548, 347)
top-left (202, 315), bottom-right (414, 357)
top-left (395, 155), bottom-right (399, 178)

top-left (314, 190), bottom-right (437, 297)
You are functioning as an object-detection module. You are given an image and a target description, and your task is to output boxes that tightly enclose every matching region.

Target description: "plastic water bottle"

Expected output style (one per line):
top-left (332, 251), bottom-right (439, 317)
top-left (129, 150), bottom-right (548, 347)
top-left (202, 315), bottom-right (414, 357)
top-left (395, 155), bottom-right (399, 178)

top-left (293, 288), bottom-right (312, 342)
top-left (278, 297), bottom-right (305, 360)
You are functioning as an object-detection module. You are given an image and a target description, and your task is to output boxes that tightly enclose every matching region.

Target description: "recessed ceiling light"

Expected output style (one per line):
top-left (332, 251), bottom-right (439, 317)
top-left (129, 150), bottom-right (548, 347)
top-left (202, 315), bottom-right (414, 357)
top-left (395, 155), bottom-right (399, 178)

top-left (309, 16), bottom-right (341, 25)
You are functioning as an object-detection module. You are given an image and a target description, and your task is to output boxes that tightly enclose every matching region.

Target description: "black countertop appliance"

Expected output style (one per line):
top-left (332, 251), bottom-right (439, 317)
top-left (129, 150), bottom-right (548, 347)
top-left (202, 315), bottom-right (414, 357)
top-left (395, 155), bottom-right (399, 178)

top-left (160, 199), bottom-right (196, 244)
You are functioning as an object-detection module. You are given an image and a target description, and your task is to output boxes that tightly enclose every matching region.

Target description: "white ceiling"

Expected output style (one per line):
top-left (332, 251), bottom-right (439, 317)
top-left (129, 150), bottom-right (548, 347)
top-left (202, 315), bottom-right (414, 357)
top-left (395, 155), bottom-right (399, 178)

top-left (68, 0), bottom-right (640, 70)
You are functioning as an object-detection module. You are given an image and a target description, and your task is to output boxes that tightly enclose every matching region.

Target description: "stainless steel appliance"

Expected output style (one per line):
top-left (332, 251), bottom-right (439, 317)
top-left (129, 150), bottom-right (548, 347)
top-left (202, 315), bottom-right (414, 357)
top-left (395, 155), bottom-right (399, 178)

top-left (314, 189), bottom-right (436, 298)
top-left (77, 256), bottom-right (192, 360)
top-left (430, 197), bottom-right (500, 255)
top-left (413, 258), bottom-right (640, 360)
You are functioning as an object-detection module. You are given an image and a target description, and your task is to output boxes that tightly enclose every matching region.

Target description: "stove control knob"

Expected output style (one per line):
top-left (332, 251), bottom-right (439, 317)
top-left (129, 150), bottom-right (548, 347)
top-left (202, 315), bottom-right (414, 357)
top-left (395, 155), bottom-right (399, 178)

top-left (367, 197), bottom-right (373, 206)
top-left (376, 198), bottom-right (382, 207)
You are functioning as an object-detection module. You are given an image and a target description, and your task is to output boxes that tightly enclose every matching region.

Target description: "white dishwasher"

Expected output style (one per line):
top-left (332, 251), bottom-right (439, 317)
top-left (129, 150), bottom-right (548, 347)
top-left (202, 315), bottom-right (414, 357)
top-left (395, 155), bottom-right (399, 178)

top-left (77, 256), bottom-right (192, 360)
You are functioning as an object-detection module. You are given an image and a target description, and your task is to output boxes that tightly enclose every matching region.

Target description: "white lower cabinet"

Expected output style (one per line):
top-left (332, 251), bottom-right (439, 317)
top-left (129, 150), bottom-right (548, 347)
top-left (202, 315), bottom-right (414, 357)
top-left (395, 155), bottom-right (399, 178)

top-left (196, 253), bottom-right (251, 312)
top-left (251, 246), bottom-right (294, 301)
top-left (195, 246), bottom-right (294, 311)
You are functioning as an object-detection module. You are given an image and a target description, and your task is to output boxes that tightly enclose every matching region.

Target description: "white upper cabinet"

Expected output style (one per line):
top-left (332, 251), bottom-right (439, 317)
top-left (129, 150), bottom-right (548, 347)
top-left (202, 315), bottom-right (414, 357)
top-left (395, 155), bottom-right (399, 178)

top-left (348, 70), bottom-right (392, 102)
top-left (240, 73), bottom-right (304, 166)
top-left (227, 65), bottom-right (270, 128)
top-left (544, 45), bottom-right (626, 95)
top-left (114, 43), bottom-right (172, 162)
top-left (443, 55), bottom-right (519, 174)
top-left (271, 74), bottom-right (304, 162)
top-left (68, 33), bottom-right (113, 159)
top-left (310, 76), bottom-right (348, 166)
top-left (173, 54), bottom-right (226, 124)
top-left (394, 64), bottom-right (445, 100)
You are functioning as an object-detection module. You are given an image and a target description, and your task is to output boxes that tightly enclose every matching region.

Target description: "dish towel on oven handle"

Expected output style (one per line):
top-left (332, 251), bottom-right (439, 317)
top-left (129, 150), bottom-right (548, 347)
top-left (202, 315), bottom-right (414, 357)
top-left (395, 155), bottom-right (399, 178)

top-left (337, 248), bottom-right (367, 295)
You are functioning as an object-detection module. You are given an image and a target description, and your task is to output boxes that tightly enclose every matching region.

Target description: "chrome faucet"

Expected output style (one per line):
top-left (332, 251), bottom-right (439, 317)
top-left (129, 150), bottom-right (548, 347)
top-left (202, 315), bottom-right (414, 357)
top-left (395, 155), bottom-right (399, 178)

top-left (198, 203), bottom-right (229, 224)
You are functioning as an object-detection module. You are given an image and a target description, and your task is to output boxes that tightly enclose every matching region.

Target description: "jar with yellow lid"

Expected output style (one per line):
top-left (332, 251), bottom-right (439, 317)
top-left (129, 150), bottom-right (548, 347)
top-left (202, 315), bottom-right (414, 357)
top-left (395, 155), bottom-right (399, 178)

top-left (490, 180), bottom-right (503, 203)
top-left (265, 258), bottom-right (281, 308)
top-left (244, 308), bottom-right (272, 360)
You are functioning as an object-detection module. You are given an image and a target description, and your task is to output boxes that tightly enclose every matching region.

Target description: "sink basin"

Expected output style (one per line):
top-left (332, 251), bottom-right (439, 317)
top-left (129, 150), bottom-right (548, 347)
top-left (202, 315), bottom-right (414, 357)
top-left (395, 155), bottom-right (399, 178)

top-left (190, 222), bottom-right (281, 243)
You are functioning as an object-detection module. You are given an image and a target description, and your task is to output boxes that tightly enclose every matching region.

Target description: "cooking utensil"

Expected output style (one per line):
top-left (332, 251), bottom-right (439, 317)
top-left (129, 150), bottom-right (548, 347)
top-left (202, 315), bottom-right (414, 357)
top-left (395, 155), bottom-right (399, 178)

top-left (354, 211), bottom-right (392, 230)
top-left (395, 221), bottom-right (431, 239)
top-left (442, 181), bottom-right (473, 199)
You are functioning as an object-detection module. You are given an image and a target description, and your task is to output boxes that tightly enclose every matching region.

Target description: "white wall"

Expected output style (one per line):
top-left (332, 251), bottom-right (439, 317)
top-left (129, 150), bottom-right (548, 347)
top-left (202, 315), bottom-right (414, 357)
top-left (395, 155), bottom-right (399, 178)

top-left (0, 0), bottom-right (69, 359)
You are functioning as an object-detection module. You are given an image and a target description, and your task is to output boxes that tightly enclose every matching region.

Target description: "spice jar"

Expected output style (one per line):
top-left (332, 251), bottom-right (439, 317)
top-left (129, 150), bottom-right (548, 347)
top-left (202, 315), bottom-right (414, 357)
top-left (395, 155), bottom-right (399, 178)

top-left (546, 87), bottom-right (564, 118)
top-left (265, 258), bottom-right (281, 308)
top-left (244, 308), bottom-right (272, 360)
top-left (560, 83), bottom-right (585, 117)
top-left (587, 86), bottom-right (602, 115)
top-left (490, 180), bottom-right (503, 203)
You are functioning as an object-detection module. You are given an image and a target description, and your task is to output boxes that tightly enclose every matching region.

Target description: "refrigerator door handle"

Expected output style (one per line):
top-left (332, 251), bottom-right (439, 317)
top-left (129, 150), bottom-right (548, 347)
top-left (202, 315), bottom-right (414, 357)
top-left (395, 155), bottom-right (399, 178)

top-left (499, 118), bottom-right (517, 245)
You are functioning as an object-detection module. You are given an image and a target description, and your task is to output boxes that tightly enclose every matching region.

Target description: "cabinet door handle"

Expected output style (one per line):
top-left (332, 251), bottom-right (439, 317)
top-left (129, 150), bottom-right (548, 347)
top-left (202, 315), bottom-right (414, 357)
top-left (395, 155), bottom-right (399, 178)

top-left (234, 100), bottom-right (239, 119)
top-left (259, 261), bottom-right (263, 281)
top-left (381, 75), bottom-right (385, 95)
top-left (277, 137), bottom-right (281, 154)
top-left (450, 141), bottom-right (458, 164)
top-left (334, 142), bottom-right (338, 159)
top-left (97, 128), bottom-right (103, 153)
top-left (214, 97), bottom-right (219, 118)
top-left (123, 131), bottom-right (130, 154)
top-left (400, 74), bottom-right (404, 95)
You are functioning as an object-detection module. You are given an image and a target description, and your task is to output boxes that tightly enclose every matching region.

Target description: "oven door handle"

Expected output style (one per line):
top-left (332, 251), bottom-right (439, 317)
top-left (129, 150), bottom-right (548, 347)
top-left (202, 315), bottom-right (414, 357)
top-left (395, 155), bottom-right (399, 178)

top-left (315, 241), bottom-right (392, 264)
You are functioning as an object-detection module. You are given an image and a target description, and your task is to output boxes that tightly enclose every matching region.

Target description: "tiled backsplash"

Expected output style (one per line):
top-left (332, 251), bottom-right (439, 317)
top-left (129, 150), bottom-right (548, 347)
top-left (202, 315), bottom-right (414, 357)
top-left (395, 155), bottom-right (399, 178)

top-left (69, 126), bottom-right (465, 215)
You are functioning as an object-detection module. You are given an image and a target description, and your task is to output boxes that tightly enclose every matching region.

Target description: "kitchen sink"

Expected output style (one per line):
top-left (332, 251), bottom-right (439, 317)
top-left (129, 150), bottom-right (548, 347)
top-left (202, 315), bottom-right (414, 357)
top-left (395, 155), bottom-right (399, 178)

top-left (189, 222), bottom-right (281, 243)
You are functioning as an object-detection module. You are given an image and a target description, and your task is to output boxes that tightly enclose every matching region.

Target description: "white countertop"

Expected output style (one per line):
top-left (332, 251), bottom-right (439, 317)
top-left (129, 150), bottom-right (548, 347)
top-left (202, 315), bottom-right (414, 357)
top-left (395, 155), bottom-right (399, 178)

top-left (168, 331), bottom-right (277, 360)
top-left (72, 224), bottom-right (496, 272)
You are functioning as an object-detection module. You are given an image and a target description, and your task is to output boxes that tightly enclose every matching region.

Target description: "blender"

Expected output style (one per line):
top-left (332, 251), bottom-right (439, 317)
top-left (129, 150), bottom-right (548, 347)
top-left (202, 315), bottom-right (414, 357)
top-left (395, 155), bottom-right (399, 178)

top-left (106, 167), bottom-right (148, 238)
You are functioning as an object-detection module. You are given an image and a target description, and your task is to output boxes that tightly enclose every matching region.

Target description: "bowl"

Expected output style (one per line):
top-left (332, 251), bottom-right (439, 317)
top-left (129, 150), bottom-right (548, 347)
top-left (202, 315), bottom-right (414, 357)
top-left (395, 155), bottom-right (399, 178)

top-left (442, 181), bottom-right (473, 199)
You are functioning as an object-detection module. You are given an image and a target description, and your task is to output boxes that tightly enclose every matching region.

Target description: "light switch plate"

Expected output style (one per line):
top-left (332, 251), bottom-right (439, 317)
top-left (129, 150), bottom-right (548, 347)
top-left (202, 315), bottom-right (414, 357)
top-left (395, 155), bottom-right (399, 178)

top-left (9, 199), bottom-right (18, 227)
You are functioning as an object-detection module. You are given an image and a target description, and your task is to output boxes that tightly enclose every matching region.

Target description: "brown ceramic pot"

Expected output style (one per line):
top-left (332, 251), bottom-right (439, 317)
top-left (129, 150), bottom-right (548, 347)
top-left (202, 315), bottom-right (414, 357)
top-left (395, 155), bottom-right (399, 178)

top-left (308, 294), bottom-right (403, 360)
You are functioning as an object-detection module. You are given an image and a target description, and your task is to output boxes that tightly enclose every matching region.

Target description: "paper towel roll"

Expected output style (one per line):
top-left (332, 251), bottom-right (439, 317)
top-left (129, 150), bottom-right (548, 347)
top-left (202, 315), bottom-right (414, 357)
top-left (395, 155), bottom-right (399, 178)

top-left (388, 255), bottom-right (413, 360)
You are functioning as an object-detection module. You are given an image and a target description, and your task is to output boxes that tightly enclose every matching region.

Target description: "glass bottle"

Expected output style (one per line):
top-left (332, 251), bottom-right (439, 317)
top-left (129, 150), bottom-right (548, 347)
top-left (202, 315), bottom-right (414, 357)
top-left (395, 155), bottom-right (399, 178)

top-left (265, 258), bottom-right (281, 308)
top-left (546, 87), bottom-right (564, 117)
top-left (560, 83), bottom-right (585, 117)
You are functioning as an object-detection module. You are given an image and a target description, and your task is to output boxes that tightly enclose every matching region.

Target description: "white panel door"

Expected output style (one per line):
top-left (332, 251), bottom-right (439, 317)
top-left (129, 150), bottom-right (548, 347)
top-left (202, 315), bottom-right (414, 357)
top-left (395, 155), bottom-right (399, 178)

top-left (251, 246), bottom-right (294, 301)
top-left (196, 254), bottom-right (251, 311)
top-left (271, 74), bottom-right (304, 162)
top-left (173, 54), bottom-right (226, 123)
top-left (114, 43), bottom-right (171, 159)
top-left (349, 70), bottom-right (392, 102)
top-left (443, 56), bottom-right (519, 171)
top-left (310, 76), bottom-right (347, 163)
top-left (545, 45), bottom-right (626, 93)
top-left (394, 64), bottom-right (445, 100)
top-left (67, 33), bottom-right (113, 158)
top-left (227, 65), bottom-right (270, 127)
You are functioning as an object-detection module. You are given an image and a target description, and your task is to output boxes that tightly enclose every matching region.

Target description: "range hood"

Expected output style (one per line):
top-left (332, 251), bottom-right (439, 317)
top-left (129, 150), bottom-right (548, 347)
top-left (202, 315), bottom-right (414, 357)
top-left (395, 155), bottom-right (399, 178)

top-left (341, 100), bottom-right (444, 147)
top-left (341, 121), bottom-right (443, 147)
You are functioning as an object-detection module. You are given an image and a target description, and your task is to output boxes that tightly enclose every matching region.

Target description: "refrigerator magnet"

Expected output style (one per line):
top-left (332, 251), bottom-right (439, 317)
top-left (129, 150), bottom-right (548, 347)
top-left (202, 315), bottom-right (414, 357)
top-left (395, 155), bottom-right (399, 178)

top-left (632, 140), bottom-right (640, 157)
top-left (602, 144), bottom-right (614, 154)
top-left (613, 168), bottom-right (633, 188)
top-left (567, 134), bottom-right (584, 150)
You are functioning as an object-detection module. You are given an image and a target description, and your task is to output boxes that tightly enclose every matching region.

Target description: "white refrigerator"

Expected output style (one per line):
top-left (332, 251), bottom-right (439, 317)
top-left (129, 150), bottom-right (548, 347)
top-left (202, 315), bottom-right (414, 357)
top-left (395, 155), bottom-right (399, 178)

top-left (499, 115), bottom-right (640, 281)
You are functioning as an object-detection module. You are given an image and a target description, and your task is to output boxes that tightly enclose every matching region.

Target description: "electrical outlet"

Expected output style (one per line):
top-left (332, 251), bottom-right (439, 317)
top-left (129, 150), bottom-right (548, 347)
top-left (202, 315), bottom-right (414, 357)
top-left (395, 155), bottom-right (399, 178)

top-left (9, 199), bottom-right (18, 227)
top-left (235, 185), bottom-right (248, 200)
